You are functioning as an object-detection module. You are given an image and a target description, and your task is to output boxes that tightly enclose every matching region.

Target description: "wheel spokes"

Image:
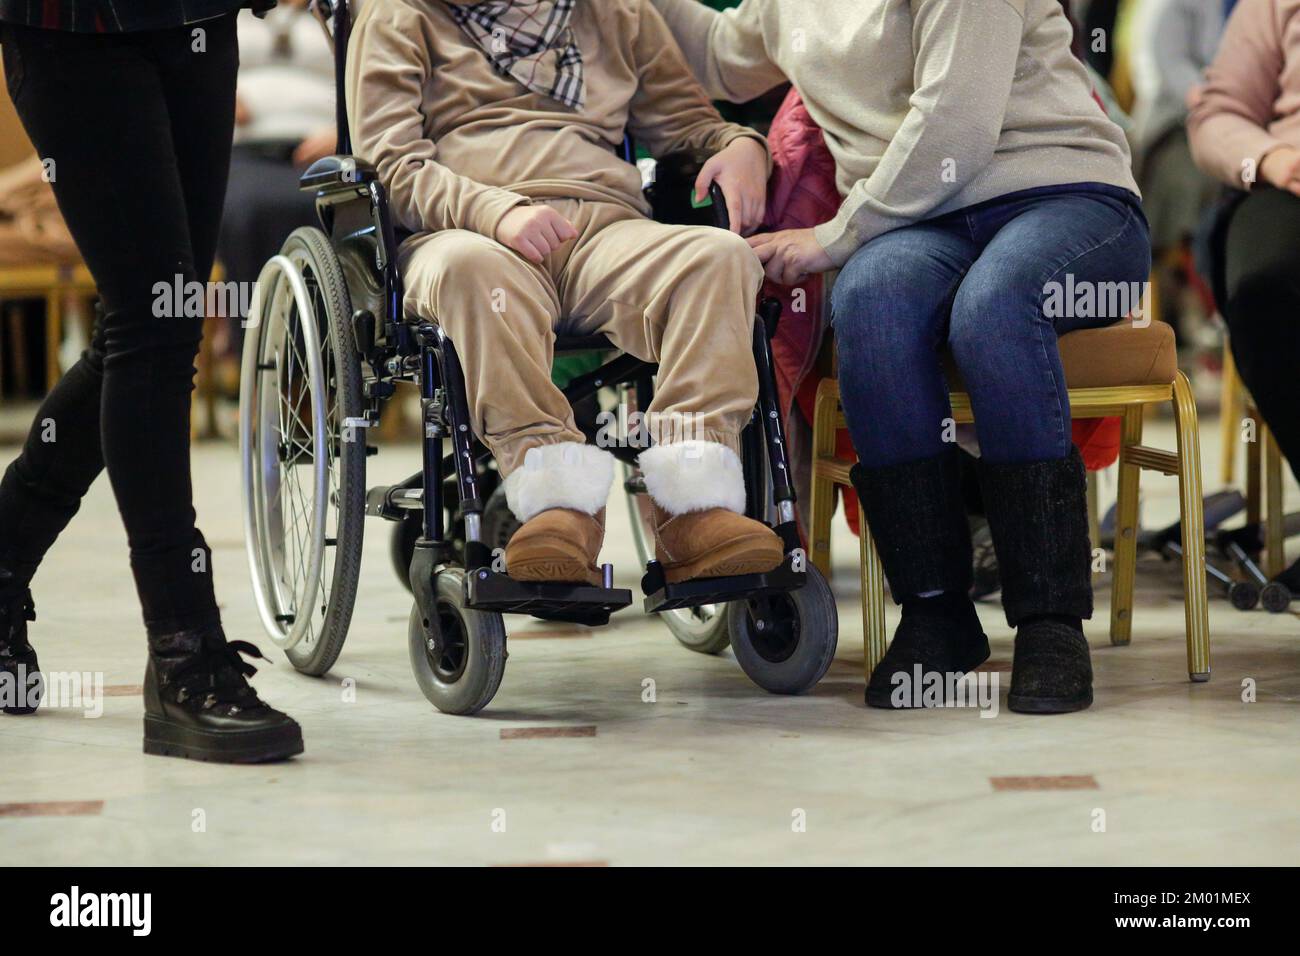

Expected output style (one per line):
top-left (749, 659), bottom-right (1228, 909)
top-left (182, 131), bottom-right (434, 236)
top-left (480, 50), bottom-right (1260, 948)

top-left (244, 252), bottom-right (331, 651)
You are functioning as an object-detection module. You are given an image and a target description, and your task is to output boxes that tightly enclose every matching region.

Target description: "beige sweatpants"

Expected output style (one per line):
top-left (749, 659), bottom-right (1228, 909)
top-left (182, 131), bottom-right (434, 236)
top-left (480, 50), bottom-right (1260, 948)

top-left (399, 198), bottom-right (764, 475)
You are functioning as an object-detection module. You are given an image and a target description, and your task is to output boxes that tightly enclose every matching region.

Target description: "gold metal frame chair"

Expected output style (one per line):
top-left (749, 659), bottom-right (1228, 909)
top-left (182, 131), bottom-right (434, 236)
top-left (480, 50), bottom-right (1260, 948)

top-left (1219, 346), bottom-right (1288, 577)
top-left (811, 333), bottom-right (1210, 684)
top-left (0, 264), bottom-right (98, 391)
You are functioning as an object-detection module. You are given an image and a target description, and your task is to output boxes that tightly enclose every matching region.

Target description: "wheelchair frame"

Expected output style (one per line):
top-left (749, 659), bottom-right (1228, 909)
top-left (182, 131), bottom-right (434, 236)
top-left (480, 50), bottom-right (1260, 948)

top-left (306, 151), bottom-right (806, 616)
top-left (241, 0), bottom-right (837, 711)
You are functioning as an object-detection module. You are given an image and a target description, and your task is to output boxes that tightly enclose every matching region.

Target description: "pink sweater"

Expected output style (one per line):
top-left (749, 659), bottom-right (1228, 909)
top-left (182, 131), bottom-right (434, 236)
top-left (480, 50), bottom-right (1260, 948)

top-left (1189, 0), bottom-right (1300, 188)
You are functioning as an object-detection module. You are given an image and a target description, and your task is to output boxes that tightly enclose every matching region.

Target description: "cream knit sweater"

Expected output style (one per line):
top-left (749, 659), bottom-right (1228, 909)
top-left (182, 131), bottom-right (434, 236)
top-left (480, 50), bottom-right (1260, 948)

top-left (653, 0), bottom-right (1140, 265)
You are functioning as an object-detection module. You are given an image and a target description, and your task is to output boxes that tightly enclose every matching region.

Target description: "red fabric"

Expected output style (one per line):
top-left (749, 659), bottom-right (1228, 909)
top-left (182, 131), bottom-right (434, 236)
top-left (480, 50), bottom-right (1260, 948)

top-left (761, 86), bottom-right (841, 415)
top-left (1072, 417), bottom-right (1122, 470)
top-left (762, 88), bottom-right (1121, 538)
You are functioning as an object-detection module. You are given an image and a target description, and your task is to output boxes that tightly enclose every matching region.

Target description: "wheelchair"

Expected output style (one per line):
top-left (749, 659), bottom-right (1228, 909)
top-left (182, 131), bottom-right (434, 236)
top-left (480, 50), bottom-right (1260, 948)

top-left (238, 0), bottom-right (838, 715)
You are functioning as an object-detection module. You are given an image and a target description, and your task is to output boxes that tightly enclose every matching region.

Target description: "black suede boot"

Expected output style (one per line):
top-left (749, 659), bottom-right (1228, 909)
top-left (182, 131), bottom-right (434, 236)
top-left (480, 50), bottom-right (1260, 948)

top-left (143, 626), bottom-right (303, 763)
top-left (978, 446), bottom-right (1094, 714)
top-left (0, 567), bottom-right (40, 716)
top-left (1276, 554), bottom-right (1300, 596)
top-left (851, 450), bottom-right (990, 709)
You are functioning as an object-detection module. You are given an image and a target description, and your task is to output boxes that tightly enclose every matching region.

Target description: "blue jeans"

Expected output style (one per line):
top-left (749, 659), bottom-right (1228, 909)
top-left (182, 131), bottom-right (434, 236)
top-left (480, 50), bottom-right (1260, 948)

top-left (831, 185), bottom-right (1152, 468)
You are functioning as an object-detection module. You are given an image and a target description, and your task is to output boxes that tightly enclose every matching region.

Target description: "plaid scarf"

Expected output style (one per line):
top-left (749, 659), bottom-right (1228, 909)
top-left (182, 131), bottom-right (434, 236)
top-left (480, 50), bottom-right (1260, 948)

top-left (446, 0), bottom-right (585, 110)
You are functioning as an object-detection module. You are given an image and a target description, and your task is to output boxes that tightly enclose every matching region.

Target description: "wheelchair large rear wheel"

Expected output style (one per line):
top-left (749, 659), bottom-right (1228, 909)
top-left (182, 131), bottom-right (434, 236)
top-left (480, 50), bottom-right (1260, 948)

top-left (240, 227), bottom-right (366, 676)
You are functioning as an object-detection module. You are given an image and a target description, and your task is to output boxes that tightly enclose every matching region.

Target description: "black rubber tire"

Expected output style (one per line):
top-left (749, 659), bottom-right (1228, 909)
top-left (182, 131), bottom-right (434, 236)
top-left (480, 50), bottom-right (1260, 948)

top-left (1228, 581), bottom-right (1260, 611)
top-left (280, 227), bottom-right (366, 677)
top-left (727, 563), bottom-right (838, 695)
top-left (1260, 582), bottom-right (1293, 614)
top-left (407, 568), bottom-right (507, 715)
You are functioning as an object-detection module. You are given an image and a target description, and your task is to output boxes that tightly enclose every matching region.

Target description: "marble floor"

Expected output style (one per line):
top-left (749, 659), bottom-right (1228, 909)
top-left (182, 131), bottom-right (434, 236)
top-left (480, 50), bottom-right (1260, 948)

top-left (0, 411), bottom-right (1297, 866)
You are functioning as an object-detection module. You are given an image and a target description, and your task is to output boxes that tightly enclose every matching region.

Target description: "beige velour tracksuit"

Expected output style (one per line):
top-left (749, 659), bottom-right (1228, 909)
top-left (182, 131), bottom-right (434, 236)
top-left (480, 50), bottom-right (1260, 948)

top-left (346, 0), bottom-right (770, 521)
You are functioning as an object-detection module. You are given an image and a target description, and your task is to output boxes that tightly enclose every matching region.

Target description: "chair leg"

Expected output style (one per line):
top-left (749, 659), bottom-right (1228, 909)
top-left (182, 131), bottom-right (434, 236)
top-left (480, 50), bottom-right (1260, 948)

top-left (44, 289), bottom-right (63, 390)
top-left (809, 384), bottom-right (839, 579)
top-left (1172, 371), bottom-right (1210, 681)
top-left (1219, 345), bottom-right (1239, 487)
top-left (1245, 407), bottom-right (1261, 527)
top-left (1109, 406), bottom-right (1143, 647)
top-left (11, 303), bottom-right (31, 394)
top-left (859, 516), bottom-right (887, 680)
top-left (1264, 426), bottom-right (1286, 579)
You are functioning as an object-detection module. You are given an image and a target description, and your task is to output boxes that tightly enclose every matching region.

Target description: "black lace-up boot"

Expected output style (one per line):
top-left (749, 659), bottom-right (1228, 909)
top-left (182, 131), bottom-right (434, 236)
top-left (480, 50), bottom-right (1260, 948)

top-left (143, 626), bottom-right (303, 762)
top-left (851, 449), bottom-right (990, 709)
top-left (977, 446), bottom-right (1094, 714)
top-left (0, 567), bottom-right (40, 716)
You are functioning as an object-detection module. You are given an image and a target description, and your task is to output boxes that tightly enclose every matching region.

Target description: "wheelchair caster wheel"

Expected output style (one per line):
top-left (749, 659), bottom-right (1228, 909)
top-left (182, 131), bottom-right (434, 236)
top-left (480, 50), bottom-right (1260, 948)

top-left (408, 567), bottom-right (507, 715)
top-left (726, 564), bottom-right (838, 695)
top-left (1228, 580), bottom-right (1260, 611)
top-left (1260, 582), bottom-right (1293, 614)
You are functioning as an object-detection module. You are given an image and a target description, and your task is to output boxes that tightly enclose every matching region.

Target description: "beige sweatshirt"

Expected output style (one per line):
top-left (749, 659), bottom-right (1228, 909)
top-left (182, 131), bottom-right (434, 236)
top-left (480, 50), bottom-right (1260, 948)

top-left (345, 0), bottom-right (768, 240)
top-left (653, 0), bottom-right (1140, 265)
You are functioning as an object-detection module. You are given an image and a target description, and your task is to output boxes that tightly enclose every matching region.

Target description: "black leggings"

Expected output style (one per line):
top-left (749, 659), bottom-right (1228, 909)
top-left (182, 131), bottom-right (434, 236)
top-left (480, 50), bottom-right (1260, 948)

top-left (1223, 186), bottom-right (1300, 490)
top-left (0, 16), bottom-right (239, 633)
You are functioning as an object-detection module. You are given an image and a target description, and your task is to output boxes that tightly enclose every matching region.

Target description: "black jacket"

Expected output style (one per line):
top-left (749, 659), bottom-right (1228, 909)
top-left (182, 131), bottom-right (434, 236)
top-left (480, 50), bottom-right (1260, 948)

top-left (0, 1), bottom-right (274, 33)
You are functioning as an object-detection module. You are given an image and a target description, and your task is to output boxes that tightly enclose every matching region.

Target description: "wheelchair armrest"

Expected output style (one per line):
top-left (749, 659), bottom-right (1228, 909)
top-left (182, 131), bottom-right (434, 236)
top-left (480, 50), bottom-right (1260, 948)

top-left (299, 154), bottom-right (379, 193)
top-left (643, 149), bottom-right (730, 231)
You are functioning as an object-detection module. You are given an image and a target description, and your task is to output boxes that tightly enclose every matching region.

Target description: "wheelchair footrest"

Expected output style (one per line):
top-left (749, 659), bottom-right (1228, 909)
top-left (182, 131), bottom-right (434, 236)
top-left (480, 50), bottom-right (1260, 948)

top-left (464, 568), bottom-right (633, 626)
top-left (641, 556), bottom-right (805, 613)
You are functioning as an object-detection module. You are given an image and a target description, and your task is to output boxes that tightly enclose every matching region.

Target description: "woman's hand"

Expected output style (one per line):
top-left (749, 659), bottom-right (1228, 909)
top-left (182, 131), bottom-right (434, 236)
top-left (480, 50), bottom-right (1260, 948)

top-left (1260, 146), bottom-right (1300, 196)
top-left (495, 205), bottom-right (579, 263)
top-left (694, 136), bottom-right (768, 235)
top-left (746, 227), bottom-right (835, 286)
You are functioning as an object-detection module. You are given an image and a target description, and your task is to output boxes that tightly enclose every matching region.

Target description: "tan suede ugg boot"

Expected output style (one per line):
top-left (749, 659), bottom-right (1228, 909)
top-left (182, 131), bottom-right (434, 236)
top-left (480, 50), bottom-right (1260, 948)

top-left (651, 504), bottom-right (783, 584)
top-left (505, 508), bottom-right (606, 586)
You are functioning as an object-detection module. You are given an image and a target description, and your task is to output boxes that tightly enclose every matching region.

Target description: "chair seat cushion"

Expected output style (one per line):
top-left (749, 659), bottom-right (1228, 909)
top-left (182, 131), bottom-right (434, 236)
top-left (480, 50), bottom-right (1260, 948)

top-left (945, 320), bottom-right (1176, 392)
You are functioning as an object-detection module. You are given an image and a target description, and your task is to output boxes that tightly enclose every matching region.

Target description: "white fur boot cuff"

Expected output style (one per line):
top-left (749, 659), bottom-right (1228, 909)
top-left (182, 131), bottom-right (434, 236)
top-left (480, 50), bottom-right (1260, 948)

top-left (637, 440), bottom-right (746, 516)
top-left (502, 442), bottom-right (615, 524)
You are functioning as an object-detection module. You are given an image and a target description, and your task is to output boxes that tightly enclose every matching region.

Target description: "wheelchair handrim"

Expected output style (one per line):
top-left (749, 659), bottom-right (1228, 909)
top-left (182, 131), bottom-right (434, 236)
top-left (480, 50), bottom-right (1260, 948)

top-left (240, 254), bottom-right (329, 651)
